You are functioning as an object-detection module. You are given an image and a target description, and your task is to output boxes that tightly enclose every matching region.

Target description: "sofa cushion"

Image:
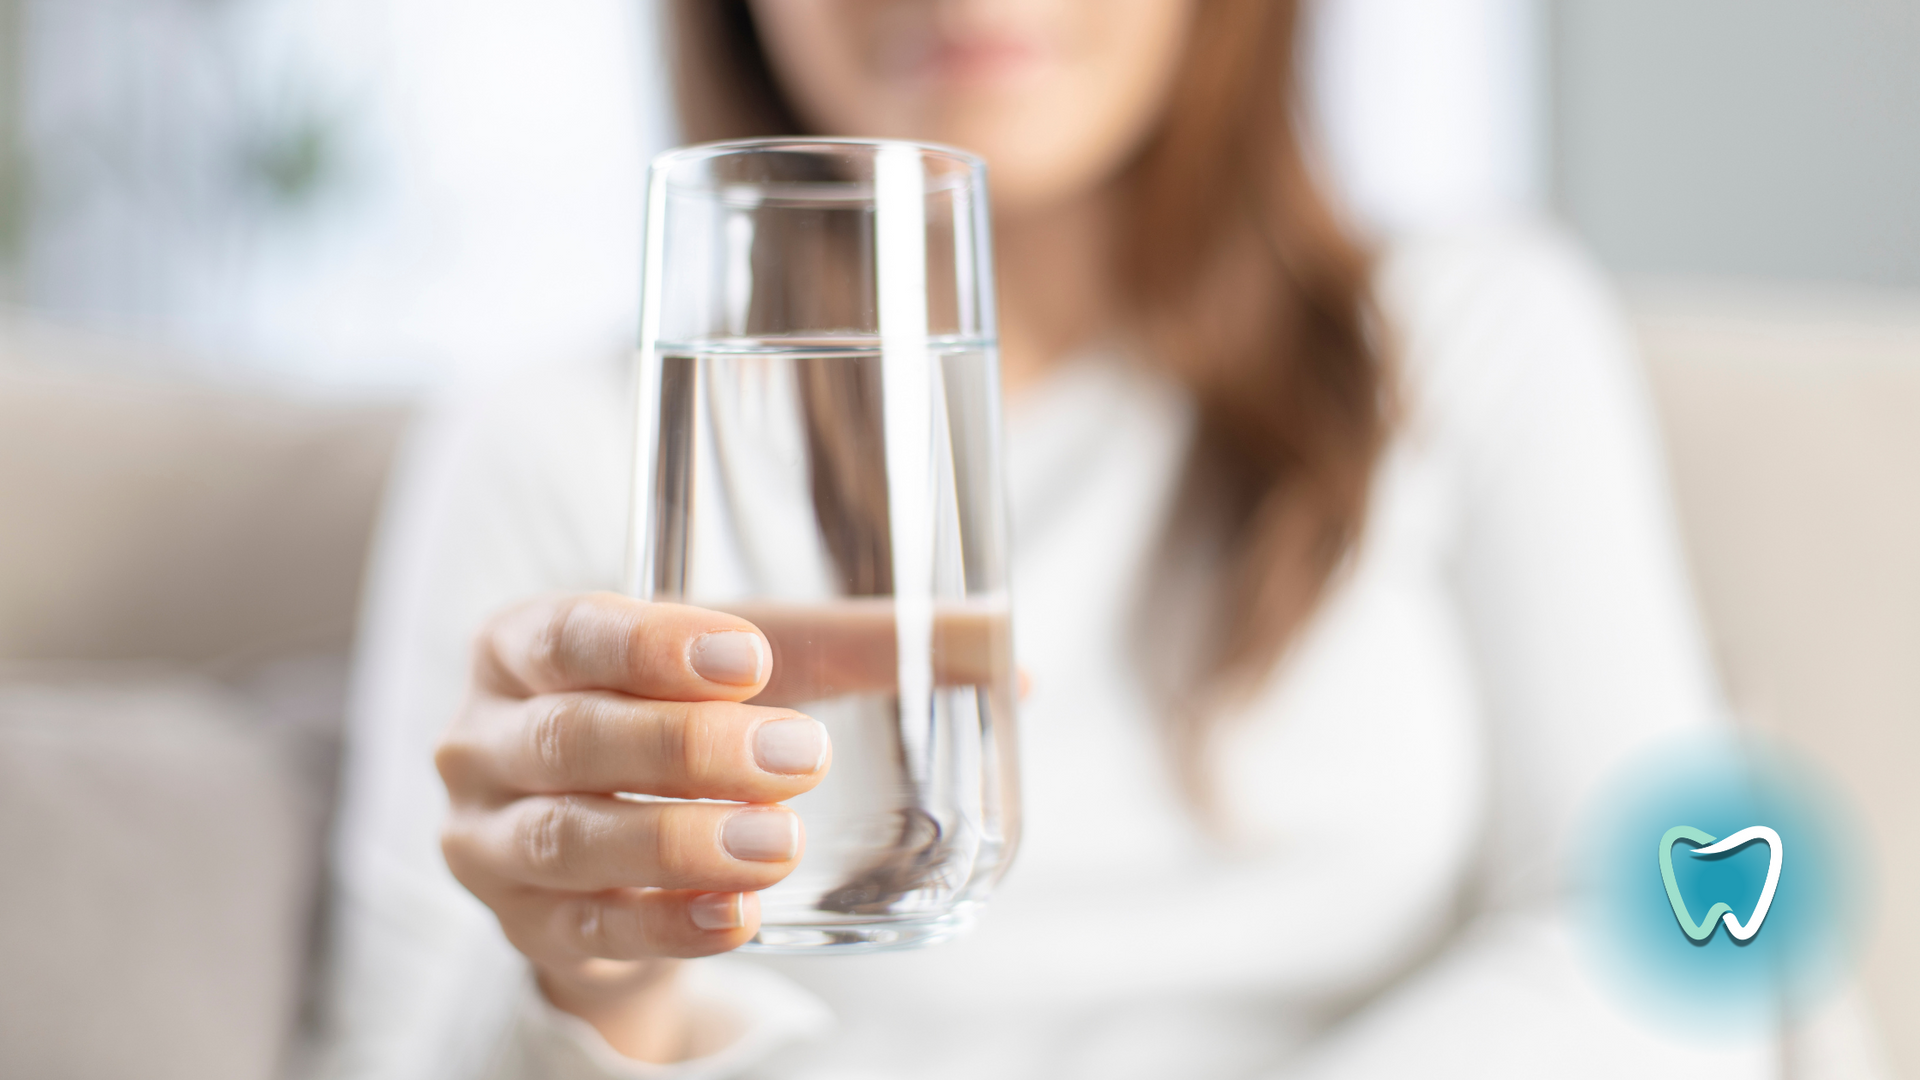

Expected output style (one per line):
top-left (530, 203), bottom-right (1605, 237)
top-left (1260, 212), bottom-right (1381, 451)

top-left (0, 662), bottom-right (341, 1080)
top-left (0, 317), bottom-right (407, 664)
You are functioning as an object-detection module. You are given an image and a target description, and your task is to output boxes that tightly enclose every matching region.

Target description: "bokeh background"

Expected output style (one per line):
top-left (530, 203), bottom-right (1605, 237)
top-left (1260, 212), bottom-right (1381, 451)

top-left (4, 0), bottom-right (1918, 384)
top-left (1, 2), bottom-right (1915, 1077)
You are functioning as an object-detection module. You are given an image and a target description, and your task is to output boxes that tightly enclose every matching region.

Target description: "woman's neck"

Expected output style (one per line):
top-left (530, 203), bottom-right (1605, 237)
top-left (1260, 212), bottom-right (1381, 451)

top-left (993, 190), bottom-right (1118, 395)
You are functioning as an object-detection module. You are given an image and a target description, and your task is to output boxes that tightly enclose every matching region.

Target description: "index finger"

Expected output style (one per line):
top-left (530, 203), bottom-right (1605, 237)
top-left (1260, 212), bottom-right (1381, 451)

top-left (477, 593), bottom-right (770, 702)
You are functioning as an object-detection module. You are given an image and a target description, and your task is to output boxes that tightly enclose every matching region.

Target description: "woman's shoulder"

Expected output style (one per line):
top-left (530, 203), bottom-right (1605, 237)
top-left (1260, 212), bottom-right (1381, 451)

top-left (406, 347), bottom-right (634, 508)
top-left (432, 347), bottom-right (632, 448)
top-left (1373, 219), bottom-right (1639, 438)
top-left (384, 347), bottom-right (635, 588)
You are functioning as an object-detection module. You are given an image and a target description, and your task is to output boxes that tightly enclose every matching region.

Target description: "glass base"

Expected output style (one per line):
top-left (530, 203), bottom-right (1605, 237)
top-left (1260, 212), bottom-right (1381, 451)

top-left (738, 909), bottom-right (976, 954)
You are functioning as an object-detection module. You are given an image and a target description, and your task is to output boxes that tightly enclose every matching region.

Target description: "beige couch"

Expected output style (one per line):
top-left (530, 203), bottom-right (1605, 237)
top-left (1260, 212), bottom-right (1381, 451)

top-left (1, 289), bottom-right (1915, 1078)
top-left (1636, 283), bottom-right (1920, 1077)
top-left (0, 320), bottom-right (404, 1080)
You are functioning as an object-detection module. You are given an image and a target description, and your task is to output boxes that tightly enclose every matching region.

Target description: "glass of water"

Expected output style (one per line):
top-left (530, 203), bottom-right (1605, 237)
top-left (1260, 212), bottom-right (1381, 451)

top-left (627, 138), bottom-right (1019, 952)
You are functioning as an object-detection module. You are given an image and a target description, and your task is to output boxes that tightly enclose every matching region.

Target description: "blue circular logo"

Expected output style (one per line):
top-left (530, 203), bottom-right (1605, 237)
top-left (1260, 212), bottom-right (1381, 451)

top-left (1574, 732), bottom-right (1866, 1032)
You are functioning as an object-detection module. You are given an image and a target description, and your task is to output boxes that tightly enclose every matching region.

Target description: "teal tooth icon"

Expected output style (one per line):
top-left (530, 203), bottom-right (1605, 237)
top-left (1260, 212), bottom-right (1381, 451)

top-left (1659, 825), bottom-right (1784, 942)
top-left (1583, 736), bottom-right (1858, 1023)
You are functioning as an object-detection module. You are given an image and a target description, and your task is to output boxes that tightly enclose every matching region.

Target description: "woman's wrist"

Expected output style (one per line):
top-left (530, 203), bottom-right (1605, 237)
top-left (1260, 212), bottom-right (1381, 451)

top-left (537, 958), bottom-right (700, 1064)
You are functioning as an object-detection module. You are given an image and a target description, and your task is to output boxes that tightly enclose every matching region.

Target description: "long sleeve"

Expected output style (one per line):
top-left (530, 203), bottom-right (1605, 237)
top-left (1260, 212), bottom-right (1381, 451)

top-left (1284, 224), bottom-right (1773, 1076)
top-left (312, 358), bottom-right (828, 1080)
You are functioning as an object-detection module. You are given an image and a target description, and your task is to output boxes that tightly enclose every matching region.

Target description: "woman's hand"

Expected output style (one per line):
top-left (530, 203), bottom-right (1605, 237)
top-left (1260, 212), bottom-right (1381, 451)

top-left (435, 593), bottom-right (831, 1061)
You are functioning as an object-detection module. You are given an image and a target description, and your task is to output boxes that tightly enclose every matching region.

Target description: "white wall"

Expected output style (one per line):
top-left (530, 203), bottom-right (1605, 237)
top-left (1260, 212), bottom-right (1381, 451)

top-left (1308, 0), bottom-right (1544, 234)
top-left (1554, 0), bottom-right (1920, 287)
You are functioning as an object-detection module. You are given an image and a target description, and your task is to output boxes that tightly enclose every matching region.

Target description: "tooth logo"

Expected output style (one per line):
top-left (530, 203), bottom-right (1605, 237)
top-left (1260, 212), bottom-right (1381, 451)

top-left (1658, 825), bottom-right (1783, 942)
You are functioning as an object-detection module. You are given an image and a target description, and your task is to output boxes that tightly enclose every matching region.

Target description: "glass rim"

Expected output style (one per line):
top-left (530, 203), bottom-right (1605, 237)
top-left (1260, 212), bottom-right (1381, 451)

top-left (651, 136), bottom-right (987, 190)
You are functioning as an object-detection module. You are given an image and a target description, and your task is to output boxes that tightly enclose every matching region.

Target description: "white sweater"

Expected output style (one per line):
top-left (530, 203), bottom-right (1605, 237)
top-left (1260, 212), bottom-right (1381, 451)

top-left (317, 226), bottom-right (1778, 1079)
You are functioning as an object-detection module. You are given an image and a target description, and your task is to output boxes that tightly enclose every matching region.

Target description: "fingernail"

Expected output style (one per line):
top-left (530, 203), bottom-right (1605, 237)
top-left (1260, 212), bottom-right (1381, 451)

top-left (691, 631), bottom-right (766, 686)
top-left (754, 717), bottom-right (828, 775)
top-left (723, 809), bottom-right (799, 862)
top-left (688, 892), bottom-right (746, 931)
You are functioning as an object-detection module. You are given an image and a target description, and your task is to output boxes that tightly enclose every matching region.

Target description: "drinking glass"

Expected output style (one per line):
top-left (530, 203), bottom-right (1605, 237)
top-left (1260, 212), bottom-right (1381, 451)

top-left (627, 138), bottom-right (1019, 952)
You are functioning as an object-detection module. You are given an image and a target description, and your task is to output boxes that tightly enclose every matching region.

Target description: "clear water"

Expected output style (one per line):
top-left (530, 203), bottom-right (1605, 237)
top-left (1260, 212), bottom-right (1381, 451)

top-left (640, 337), bottom-right (1020, 950)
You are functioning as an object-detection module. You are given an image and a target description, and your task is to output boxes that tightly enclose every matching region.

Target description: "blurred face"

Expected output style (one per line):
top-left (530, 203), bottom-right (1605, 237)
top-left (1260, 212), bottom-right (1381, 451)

top-left (746, 0), bottom-right (1199, 214)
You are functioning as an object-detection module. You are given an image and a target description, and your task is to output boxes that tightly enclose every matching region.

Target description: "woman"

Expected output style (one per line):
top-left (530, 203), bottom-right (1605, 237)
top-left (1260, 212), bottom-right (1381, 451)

top-left (321, 1), bottom-right (1769, 1077)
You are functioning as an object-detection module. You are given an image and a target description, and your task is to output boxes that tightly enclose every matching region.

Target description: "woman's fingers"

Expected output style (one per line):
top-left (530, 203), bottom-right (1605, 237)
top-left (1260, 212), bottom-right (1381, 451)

top-left (445, 593), bottom-right (814, 972)
top-left (729, 600), bottom-right (1013, 708)
top-left (492, 887), bottom-right (762, 964)
top-left (439, 692), bottom-right (831, 804)
top-left (476, 592), bottom-right (772, 702)
top-left (445, 794), bottom-right (804, 893)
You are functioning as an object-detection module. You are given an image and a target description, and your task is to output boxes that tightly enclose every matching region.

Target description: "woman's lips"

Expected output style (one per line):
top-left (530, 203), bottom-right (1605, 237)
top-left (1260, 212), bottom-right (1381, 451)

top-left (930, 38), bottom-right (1050, 81)
top-left (885, 33), bottom-right (1055, 87)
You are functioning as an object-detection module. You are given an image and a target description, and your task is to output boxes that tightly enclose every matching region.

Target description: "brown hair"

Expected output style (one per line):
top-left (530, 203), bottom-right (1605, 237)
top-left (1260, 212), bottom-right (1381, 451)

top-left (668, 0), bottom-right (1392, 798)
